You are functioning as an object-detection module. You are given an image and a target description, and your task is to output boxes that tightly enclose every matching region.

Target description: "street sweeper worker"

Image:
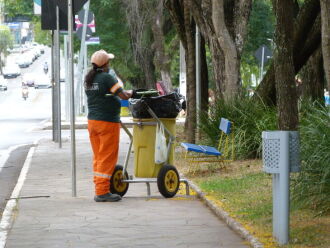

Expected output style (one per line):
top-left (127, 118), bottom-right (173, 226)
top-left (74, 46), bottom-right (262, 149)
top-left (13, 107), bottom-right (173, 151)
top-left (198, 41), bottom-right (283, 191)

top-left (84, 49), bottom-right (136, 202)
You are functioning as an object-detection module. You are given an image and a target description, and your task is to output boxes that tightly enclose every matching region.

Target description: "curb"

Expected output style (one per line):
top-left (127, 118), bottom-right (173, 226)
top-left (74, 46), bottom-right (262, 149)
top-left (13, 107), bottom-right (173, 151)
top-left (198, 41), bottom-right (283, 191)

top-left (186, 179), bottom-right (264, 248)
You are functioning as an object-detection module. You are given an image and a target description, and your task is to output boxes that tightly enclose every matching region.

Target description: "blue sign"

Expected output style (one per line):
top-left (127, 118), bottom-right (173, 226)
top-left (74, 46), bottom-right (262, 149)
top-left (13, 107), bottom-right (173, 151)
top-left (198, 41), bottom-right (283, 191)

top-left (34, 0), bottom-right (41, 5)
top-left (86, 37), bottom-right (100, 45)
top-left (7, 22), bottom-right (20, 29)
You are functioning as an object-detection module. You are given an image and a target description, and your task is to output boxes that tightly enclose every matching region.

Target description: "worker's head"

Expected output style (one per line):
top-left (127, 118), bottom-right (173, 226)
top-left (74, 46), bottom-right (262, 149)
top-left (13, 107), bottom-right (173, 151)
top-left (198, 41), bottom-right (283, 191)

top-left (91, 50), bottom-right (115, 73)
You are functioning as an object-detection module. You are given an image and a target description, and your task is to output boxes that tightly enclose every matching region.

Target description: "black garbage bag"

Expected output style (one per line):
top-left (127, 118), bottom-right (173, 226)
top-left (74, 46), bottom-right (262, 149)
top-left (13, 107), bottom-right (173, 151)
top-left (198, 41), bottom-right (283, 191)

top-left (129, 92), bottom-right (183, 118)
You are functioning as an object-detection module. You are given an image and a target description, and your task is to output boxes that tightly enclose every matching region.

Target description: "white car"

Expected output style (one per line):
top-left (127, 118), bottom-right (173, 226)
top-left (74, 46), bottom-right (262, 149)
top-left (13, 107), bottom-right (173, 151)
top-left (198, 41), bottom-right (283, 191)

top-left (0, 75), bottom-right (8, 91)
top-left (3, 64), bottom-right (21, 78)
top-left (35, 75), bottom-right (52, 89)
top-left (16, 57), bottom-right (30, 68)
top-left (22, 73), bottom-right (36, 87)
top-left (60, 69), bottom-right (66, 82)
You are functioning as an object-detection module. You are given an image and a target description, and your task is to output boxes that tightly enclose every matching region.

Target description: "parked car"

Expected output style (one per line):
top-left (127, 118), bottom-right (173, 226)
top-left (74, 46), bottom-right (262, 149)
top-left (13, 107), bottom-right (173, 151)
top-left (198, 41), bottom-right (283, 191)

top-left (60, 69), bottom-right (65, 82)
top-left (22, 73), bottom-right (36, 87)
top-left (16, 57), bottom-right (30, 68)
top-left (3, 64), bottom-right (21, 78)
top-left (0, 75), bottom-right (8, 91)
top-left (35, 75), bottom-right (52, 89)
top-left (40, 45), bottom-right (45, 54)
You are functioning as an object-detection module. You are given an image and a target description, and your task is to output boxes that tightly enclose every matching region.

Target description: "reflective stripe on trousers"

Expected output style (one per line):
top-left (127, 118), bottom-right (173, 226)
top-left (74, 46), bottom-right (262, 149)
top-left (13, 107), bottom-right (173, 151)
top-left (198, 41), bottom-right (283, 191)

top-left (88, 120), bottom-right (120, 196)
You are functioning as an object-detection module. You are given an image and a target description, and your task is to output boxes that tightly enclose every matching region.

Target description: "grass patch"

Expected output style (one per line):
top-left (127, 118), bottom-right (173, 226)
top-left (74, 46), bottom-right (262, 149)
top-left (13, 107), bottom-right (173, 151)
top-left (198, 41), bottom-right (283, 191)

top-left (175, 157), bottom-right (330, 248)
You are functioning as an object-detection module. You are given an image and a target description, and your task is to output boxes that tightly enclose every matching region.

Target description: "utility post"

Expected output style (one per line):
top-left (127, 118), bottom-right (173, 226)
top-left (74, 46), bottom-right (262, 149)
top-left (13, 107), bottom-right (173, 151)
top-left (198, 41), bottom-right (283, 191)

top-left (51, 30), bottom-right (56, 142)
top-left (68, 0), bottom-right (77, 197)
top-left (55, 5), bottom-right (62, 148)
top-left (76, 0), bottom-right (90, 115)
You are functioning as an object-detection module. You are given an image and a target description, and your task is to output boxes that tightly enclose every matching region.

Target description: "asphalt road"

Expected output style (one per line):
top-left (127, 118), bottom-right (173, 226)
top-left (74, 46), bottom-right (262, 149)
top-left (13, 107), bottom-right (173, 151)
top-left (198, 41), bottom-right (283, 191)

top-left (0, 47), bottom-right (53, 218)
top-left (0, 145), bottom-right (32, 216)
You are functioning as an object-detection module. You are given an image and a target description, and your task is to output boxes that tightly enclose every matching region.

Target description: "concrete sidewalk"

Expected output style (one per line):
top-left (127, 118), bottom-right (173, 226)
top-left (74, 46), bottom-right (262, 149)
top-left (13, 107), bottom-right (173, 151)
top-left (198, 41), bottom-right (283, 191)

top-left (1, 129), bottom-right (249, 248)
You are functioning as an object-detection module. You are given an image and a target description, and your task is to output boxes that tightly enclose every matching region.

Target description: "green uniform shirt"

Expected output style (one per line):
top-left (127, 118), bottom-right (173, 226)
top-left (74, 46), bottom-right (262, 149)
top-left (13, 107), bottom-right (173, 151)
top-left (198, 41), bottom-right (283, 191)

top-left (85, 72), bottom-right (123, 122)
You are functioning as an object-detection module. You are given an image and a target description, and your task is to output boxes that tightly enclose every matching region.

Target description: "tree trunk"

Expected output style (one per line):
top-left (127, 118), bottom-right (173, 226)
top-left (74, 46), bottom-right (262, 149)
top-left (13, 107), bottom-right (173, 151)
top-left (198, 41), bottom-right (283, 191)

top-left (209, 38), bottom-right (225, 94)
top-left (124, 0), bottom-right (156, 88)
top-left (189, 0), bottom-right (251, 98)
top-left (183, 0), bottom-right (196, 143)
top-left (273, 0), bottom-right (298, 130)
top-left (255, 0), bottom-right (321, 105)
top-left (151, 0), bottom-right (173, 91)
top-left (300, 47), bottom-right (325, 102)
top-left (212, 0), bottom-right (240, 98)
top-left (321, 0), bottom-right (330, 91)
top-left (200, 35), bottom-right (209, 112)
top-left (165, 0), bottom-right (197, 143)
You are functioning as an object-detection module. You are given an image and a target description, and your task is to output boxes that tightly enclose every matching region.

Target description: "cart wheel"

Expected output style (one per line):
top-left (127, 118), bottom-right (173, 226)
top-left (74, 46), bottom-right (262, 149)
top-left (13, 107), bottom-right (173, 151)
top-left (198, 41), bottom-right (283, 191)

top-left (157, 164), bottom-right (180, 198)
top-left (110, 165), bottom-right (129, 197)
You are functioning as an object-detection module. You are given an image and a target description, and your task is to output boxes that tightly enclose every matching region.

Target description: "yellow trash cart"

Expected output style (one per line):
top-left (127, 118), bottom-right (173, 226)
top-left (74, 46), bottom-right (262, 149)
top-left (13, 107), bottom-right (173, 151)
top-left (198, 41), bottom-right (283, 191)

top-left (110, 99), bottom-right (189, 198)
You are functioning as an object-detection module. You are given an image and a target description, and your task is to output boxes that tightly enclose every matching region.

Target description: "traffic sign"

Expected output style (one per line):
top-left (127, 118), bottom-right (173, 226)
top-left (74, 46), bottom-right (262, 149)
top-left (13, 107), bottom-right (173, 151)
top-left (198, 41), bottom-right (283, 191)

top-left (76, 26), bottom-right (93, 40)
top-left (78, 10), bottom-right (93, 24)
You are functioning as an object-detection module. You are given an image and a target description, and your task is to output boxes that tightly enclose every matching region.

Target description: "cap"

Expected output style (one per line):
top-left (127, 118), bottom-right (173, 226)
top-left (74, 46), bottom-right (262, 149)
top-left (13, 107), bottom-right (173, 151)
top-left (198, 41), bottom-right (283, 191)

top-left (91, 50), bottom-right (115, 67)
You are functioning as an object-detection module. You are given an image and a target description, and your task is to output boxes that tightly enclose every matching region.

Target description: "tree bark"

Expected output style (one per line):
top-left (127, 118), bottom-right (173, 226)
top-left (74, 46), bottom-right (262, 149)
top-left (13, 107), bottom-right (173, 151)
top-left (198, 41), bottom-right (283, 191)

top-left (200, 35), bottom-right (209, 112)
top-left (189, 0), bottom-right (251, 98)
top-left (165, 0), bottom-right (197, 143)
top-left (300, 47), bottom-right (325, 102)
top-left (321, 0), bottom-right (330, 91)
top-left (212, 0), bottom-right (240, 98)
top-left (183, 0), bottom-right (197, 143)
top-left (255, 0), bottom-right (321, 105)
top-left (124, 0), bottom-right (156, 88)
top-left (273, 0), bottom-right (298, 130)
top-left (151, 0), bottom-right (173, 91)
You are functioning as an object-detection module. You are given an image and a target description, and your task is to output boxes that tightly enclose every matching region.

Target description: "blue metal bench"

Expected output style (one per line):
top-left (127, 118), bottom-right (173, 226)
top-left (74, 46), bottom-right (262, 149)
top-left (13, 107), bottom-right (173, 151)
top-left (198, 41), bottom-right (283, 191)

top-left (180, 118), bottom-right (234, 170)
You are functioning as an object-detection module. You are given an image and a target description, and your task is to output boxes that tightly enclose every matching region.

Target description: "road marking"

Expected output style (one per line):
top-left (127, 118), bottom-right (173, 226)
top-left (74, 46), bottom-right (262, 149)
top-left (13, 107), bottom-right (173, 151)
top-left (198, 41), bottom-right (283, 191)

top-left (0, 140), bottom-right (38, 248)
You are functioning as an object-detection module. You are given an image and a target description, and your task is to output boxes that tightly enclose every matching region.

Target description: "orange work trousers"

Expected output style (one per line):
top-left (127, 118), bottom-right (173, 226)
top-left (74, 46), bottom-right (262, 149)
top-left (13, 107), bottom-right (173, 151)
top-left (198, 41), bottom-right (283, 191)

top-left (88, 120), bottom-right (120, 196)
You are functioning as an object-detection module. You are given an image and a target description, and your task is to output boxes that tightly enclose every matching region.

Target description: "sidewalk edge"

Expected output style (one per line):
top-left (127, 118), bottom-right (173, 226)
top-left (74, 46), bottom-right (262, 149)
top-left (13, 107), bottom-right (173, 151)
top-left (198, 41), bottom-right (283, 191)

top-left (187, 179), bottom-right (264, 248)
top-left (0, 140), bottom-right (38, 248)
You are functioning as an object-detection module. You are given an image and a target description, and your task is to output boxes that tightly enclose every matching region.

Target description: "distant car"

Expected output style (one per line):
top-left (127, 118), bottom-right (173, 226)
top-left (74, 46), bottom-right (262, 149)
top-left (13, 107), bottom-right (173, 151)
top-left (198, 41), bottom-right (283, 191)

top-left (60, 69), bottom-right (65, 82)
top-left (3, 64), bottom-right (21, 78)
top-left (35, 75), bottom-right (52, 89)
top-left (40, 45), bottom-right (45, 54)
top-left (16, 57), bottom-right (30, 68)
top-left (0, 75), bottom-right (8, 91)
top-left (22, 73), bottom-right (36, 87)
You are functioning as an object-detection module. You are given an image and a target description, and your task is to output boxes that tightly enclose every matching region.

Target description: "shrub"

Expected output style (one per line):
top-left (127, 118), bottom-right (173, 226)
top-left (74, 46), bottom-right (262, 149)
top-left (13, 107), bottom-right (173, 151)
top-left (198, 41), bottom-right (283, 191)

top-left (292, 101), bottom-right (330, 214)
top-left (199, 96), bottom-right (277, 159)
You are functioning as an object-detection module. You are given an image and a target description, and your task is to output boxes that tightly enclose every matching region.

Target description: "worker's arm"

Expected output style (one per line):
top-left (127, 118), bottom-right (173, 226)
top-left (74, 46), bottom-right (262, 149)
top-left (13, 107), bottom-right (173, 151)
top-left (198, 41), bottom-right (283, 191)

top-left (117, 90), bottom-right (133, 100)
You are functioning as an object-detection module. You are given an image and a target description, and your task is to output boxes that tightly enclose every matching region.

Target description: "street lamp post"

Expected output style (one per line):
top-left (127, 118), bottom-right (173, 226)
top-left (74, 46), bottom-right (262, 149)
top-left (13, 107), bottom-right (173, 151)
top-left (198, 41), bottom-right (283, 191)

top-left (68, 0), bottom-right (77, 197)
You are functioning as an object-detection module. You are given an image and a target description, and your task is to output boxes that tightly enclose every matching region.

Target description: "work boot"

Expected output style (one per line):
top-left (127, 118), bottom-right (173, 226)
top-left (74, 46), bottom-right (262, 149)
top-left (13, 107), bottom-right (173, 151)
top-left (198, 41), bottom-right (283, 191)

top-left (94, 193), bottom-right (122, 202)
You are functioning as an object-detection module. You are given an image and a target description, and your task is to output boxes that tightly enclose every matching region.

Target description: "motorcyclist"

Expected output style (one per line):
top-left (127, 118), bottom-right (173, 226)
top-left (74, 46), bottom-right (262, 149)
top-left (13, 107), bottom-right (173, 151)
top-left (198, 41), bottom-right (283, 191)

top-left (43, 62), bottom-right (48, 74)
top-left (22, 85), bottom-right (29, 100)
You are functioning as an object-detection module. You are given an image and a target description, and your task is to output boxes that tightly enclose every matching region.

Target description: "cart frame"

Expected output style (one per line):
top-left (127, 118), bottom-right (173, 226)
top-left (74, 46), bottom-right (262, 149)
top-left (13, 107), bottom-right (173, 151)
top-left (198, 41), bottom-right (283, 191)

top-left (119, 101), bottom-right (190, 196)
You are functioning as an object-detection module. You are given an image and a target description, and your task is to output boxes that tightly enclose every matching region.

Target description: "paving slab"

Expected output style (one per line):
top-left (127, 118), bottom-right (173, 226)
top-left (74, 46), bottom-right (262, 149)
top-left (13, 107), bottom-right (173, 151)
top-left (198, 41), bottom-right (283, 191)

top-left (4, 130), bottom-right (249, 248)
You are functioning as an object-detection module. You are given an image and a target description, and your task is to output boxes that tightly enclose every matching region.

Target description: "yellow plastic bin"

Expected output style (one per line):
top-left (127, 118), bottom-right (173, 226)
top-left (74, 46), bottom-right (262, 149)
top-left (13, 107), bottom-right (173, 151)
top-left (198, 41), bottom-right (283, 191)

top-left (133, 118), bottom-right (176, 178)
top-left (120, 100), bottom-right (130, 117)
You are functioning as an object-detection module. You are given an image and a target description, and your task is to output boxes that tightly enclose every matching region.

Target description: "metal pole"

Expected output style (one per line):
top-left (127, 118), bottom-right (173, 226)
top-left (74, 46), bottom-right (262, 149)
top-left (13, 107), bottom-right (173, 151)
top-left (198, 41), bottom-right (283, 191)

top-left (68, 0), bottom-right (77, 197)
top-left (64, 35), bottom-right (70, 121)
top-left (83, 43), bottom-right (88, 114)
top-left (278, 131), bottom-right (290, 245)
top-left (76, 0), bottom-right (90, 115)
top-left (56, 5), bottom-right (62, 148)
top-left (179, 42), bottom-right (186, 98)
top-left (51, 31), bottom-right (56, 141)
top-left (195, 25), bottom-right (201, 129)
top-left (260, 46), bottom-right (265, 82)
